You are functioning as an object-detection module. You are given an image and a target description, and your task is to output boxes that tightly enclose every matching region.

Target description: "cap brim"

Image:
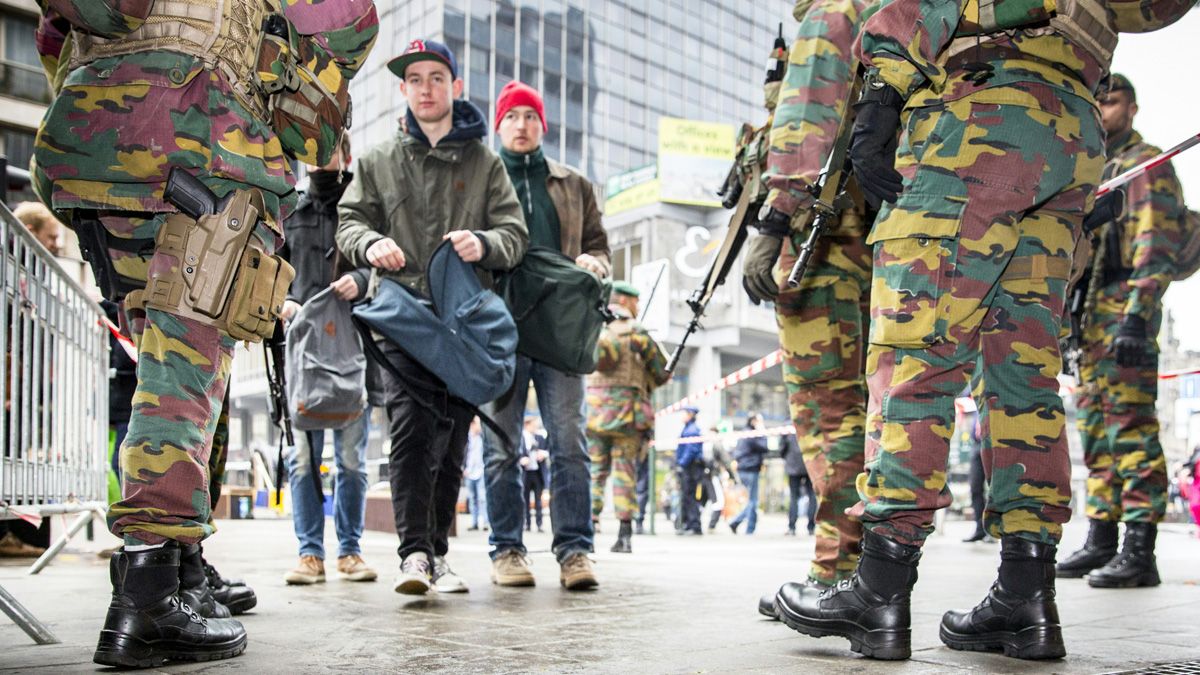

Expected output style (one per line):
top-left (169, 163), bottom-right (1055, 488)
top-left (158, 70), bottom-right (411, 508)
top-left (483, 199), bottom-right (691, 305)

top-left (387, 52), bottom-right (454, 79)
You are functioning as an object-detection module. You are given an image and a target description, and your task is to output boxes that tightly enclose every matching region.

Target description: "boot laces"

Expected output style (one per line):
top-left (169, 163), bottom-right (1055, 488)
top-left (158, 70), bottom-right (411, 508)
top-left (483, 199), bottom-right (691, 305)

top-left (173, 596), bottom-right (208, 626)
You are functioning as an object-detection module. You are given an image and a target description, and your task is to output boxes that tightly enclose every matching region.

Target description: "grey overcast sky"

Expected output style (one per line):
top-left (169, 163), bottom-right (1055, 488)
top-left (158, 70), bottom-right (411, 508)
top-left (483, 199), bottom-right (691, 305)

top-left (1110, 12), bottom-right (1200, 351)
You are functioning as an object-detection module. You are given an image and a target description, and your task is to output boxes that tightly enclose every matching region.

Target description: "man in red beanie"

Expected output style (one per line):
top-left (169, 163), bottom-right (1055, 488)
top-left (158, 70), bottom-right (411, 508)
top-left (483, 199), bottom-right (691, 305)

top-left (483, 80), bottom-right (611, 590)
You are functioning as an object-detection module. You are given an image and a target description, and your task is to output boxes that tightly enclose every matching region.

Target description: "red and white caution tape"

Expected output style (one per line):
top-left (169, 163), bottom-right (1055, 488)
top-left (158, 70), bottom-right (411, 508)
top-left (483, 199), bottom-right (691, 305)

top-left (1159, 367), bottom-right (1200, 381)
top-left (101, 316), bottom-right (138, 363)
top-left (656, 349), bottom-right (783, 417)
top-left (1097, 131), bottom-right (1200, 197)
top-left (653, 424), bottom-right (796, 451)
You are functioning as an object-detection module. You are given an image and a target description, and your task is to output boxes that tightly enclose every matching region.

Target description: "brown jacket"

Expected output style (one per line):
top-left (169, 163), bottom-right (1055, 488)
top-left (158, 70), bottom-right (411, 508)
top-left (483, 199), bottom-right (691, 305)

top-left (546, 159), bottom-right (610, 277)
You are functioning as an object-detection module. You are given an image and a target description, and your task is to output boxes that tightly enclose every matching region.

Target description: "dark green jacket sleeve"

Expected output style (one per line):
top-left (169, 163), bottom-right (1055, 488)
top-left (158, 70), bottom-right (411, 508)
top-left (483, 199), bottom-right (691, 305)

top-left (335, 149), bottom-right (386, 268)
top-left (475, 152), bottom-right (529, 272)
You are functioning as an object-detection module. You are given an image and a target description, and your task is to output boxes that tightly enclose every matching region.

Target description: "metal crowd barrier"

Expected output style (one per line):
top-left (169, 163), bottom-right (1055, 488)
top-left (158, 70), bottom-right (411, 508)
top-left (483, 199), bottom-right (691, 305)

top-left (1, 202), bottom-right (109, 644)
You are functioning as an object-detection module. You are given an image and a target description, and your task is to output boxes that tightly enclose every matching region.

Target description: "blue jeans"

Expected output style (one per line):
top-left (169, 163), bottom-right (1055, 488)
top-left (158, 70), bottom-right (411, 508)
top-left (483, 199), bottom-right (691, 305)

top-left (466, 477), bottom-right (488, 528)
top-left (287, 409), bottom-right (370, 559)
top-left (483, 355), bottom-right (594, 562)
top-left (731, 469), bottom-right (761, 534)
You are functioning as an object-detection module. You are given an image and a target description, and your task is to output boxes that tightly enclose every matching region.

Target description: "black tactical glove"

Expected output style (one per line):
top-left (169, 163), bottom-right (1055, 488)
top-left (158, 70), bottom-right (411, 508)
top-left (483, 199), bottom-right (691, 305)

top-left (755, 207), bottom-right (792, 238)
top-left (1082, 188), bottom-right (1126, 234)
top-left (1113, 314), bottom-right (1152, 368)
top-left (742, 234), bottom-right (783, 305)
top-left (849, 79), bottom-right (904, 210)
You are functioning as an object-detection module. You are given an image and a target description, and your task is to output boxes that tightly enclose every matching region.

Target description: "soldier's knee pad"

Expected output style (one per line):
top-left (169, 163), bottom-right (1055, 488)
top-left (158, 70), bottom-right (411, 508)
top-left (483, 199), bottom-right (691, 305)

top-left (135, 189), bottom-right (294, 342)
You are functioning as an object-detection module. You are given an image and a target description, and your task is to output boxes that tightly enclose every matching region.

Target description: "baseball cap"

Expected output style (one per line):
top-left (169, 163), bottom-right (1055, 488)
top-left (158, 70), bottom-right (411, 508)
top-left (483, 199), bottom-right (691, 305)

top-left (388, 38), bottom-right (458, 80)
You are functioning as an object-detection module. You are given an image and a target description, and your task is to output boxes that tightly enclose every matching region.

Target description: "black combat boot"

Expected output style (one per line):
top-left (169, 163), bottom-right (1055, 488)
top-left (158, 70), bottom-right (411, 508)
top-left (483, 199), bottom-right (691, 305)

top-left (758, 591), bottom-right (779, 619)
top-left (1055, 519), bottom-right (1118, 578)
top-left (775, 530), bottom-right (920, 660)
top-left (611, 520), bottom-right (633, 553)
top-left (1087, 522), bottom-right (1161, 588)
top-left (179, 543), bottom-right (231, 619)
top-left (940, 536), bottom-right (1066, 660)
top-left (93, 543), bottom-right (248, 668)
top-left (760, 579), bottom-right (830, 620)
top-left (202, 549), bottom-right (257, 615)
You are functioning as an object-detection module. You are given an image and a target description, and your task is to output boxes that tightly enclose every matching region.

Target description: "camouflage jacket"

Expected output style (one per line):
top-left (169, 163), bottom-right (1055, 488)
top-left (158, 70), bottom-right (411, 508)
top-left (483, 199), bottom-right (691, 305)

top-left (586, 306), bottom-right (671, 436)
top-left (33, 0), bottom-right (379, 222)
top-left (856, 0), bottom-right (1195, 105)
top-left (1093, 130), bottom-right (1187, 322)
top-left (764, 0), bottom-right (875, 224)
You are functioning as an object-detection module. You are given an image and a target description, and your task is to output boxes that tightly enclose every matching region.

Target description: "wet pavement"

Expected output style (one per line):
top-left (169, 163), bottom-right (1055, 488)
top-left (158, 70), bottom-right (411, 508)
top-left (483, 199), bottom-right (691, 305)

top-left (3, 510), bottom-right (1199, 673)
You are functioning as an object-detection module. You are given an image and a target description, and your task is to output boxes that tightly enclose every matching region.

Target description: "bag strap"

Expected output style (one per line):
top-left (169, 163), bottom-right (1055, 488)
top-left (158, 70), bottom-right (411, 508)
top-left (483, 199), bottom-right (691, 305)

top-left (352, 315), bottom-right (514, 451)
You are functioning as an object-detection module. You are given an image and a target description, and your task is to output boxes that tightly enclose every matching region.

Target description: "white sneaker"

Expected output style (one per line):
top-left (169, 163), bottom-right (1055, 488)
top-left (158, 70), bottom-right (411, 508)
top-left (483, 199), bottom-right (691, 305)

top-left (393, 552), bottom-right (432, 595)
top-left (432, 555), bottom-right (469, 593)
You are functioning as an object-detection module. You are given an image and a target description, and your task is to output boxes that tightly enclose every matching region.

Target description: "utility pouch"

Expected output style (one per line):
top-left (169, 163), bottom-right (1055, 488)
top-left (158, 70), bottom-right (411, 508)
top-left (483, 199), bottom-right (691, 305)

top-left (226, 245), bottom-right (295, 341)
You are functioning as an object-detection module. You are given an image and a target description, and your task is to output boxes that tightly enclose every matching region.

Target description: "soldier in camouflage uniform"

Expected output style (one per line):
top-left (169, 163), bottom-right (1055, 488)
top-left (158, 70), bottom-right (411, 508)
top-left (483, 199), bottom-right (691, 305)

top-left (587, 281), bottom-right (671, 554)
top-left (1057, 74), bottom-right (1188, 588)
top-left (745, 1), bottom-right (873, 618)
top-left (33, 0), bottom-right (377, 667)
top-left (773, 0), bottom-right (1194, 662)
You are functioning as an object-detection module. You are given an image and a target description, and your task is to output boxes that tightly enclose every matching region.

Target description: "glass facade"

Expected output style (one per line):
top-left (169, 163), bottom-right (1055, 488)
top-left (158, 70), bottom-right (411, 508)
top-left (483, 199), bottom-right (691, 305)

top-left (348, 0), bottom-right (793, 184)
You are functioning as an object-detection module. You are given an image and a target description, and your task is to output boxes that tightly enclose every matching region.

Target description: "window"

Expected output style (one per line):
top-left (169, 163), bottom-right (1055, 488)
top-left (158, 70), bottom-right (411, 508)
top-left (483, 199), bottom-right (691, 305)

top-left (1, 14), bottom-right (51, 104)
top-left (1, 126), bottom-right (35, 172)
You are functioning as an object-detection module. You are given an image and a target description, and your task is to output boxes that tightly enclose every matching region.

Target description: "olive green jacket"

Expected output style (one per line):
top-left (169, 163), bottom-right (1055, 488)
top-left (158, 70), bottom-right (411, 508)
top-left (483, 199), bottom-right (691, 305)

top-left (336, 104), bottom-right (528, 294)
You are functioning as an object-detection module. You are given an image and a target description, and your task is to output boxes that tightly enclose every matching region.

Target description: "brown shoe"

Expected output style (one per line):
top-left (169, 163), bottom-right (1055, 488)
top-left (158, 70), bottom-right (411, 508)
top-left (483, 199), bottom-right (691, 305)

top-left (283, 555), bottom-right (325, 585)
top-left (490, 549), bottom-right (536, 587)
top-left (336, 554), bottom-right (377, 582)
top-left (0, 532), bottom-right (45, 558)
top-left (559, 552), bottom-right (598, 590)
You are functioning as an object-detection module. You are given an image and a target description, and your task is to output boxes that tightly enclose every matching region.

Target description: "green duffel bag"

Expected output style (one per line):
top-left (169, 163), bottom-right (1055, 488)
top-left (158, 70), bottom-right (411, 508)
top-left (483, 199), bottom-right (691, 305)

top-left (496, 246), bottom-right (614, 375)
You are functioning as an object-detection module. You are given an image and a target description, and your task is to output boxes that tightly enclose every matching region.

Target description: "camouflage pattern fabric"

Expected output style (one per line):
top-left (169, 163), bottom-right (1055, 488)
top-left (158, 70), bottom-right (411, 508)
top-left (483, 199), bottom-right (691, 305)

top-left (588, 434), bottom-right (642, 521)
top-left (586, 307), bottom-right (670, 519)
top-left (32, 0), bottom-right (379, 221)
top-left (855, 0), bottom-right (1194, 107)
top-left (585, 312), bottom-right (671, 436)
top-left (765, 0), bottom-right (876, 584)
top-left (33, 0), bottom-right (377, 547)
top-left (764, 0), bottom-right (876, 223)
top-left (1075, 130), bottom-right (1185, 524)
top-left (851, 0), bottom-right (1120, 547)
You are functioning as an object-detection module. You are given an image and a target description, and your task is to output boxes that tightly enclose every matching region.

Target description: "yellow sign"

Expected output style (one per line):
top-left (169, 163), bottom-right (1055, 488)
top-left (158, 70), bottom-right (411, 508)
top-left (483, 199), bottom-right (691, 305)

top-left (658, 119), bottom-right (736, 160)
top-left (658, 118), bottom-right (735, 208)
top-left (606, 178), bottom-right (661, 216)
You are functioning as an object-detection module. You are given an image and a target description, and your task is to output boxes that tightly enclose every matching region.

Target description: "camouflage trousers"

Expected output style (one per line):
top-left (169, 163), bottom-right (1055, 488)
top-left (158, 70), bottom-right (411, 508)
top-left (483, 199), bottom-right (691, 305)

top-left (588, 432), bottom-right (642, 522)
top-left (1075, 281), bottom-right (1167, 523)
top-left (854, 87), bottom-right (1105, 548)
top-left (79, 210), bottom-right (266, 546)
top-left (774, 231), bottom-right (870, 584)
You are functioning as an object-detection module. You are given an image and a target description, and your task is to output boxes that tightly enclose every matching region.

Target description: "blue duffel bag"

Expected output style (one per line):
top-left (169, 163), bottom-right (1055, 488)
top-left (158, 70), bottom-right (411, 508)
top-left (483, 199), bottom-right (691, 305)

top-left (351, 240), bottom-right (517, 408)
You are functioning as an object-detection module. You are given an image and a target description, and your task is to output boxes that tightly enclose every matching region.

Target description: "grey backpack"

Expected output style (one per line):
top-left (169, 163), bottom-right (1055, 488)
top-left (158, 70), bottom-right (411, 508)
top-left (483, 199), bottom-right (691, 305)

top-left (285, 287), bottom-right (366, 430)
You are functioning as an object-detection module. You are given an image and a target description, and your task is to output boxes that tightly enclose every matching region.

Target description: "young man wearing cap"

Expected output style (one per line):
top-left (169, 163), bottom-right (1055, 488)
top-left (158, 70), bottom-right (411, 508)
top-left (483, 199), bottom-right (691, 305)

top-left (336, 39), bottom-right (527, 596)
top-left (484, 80), bottom-right (611, 588)
top-left (587, 282), bottom-right (671, 552)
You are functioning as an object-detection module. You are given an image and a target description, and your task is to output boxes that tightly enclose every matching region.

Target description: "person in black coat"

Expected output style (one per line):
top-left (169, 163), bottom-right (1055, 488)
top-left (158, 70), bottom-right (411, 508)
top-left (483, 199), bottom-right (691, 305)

top-left (781, 434), bottom-right (816, 536)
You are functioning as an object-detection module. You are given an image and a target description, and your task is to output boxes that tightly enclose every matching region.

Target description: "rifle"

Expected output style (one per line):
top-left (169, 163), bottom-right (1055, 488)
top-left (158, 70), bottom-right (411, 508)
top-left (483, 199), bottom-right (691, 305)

top-left (786, 75), bottom-right (863, 287)
top-left (665, 159), bottom-right (759, 374)
top-left (665, 29), bottom-right (788, 374)
top-left (163, 167), bottom-right (296, 499)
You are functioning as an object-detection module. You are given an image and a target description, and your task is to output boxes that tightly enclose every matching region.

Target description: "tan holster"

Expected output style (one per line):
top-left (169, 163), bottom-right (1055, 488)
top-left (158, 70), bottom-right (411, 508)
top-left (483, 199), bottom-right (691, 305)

top-left (140, 188), bottom-right (295, 342)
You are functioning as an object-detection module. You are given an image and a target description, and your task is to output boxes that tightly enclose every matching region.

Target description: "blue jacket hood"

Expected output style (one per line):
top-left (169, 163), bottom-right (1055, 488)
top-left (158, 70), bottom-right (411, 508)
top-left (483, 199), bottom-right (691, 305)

top-left (405, 99), bottom-right (488, 146)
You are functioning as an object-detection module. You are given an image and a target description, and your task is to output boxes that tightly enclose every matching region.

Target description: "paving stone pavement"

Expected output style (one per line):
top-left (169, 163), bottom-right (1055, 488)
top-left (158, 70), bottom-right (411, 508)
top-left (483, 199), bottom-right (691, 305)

top-left (2, 511), bottom-right (1199, 673)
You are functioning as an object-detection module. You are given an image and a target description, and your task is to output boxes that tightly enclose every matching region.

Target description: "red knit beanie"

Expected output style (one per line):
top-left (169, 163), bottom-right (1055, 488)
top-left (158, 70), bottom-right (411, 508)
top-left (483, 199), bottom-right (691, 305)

top-left (494, 80), bottom-right (547, 132)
